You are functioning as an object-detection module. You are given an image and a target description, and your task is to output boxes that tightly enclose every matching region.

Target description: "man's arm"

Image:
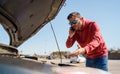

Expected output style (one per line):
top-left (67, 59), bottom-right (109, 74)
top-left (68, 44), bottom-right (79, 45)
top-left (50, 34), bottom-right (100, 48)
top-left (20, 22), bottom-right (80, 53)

top-left (66, 36), bottom-right (75, 48)
top-left (66, 27), bottom-right (76, 48)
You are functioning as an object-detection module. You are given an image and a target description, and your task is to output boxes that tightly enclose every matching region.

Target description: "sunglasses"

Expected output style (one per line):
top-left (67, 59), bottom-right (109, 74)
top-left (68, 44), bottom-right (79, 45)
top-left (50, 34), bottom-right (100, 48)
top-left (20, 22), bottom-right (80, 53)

top-left (69, 20), bottom-right (77, 26)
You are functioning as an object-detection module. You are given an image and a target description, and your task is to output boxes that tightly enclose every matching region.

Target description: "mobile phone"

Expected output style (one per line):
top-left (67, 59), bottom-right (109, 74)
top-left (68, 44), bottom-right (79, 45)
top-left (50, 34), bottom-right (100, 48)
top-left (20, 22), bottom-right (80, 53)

top-left (71, 27), bottom-right (75, 31)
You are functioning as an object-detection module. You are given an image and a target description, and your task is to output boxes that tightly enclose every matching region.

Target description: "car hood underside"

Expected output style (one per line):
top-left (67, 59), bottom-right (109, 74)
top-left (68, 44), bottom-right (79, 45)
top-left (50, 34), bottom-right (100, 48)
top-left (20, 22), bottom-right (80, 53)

top-left (0, 0), bottom-right (65, 47)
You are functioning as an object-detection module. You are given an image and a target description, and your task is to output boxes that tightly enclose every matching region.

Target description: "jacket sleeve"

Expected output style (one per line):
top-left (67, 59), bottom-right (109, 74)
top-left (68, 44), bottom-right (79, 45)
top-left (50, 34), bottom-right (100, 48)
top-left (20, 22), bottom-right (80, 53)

top-left (83, 22), bottom-right (102, 54)
top-left (66, 36), bottom-right (76, 48)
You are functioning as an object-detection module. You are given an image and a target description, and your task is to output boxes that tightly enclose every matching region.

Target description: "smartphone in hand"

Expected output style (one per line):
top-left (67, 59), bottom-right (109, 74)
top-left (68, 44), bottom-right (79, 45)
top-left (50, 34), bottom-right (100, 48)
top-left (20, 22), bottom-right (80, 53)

top-left (70, 27), bottom-right (75, 31)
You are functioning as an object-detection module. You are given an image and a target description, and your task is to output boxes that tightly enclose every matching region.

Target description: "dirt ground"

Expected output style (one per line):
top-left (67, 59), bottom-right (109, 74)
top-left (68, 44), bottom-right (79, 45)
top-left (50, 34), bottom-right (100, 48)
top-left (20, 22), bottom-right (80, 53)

top-left (44, 59), bottom-right (120, 74)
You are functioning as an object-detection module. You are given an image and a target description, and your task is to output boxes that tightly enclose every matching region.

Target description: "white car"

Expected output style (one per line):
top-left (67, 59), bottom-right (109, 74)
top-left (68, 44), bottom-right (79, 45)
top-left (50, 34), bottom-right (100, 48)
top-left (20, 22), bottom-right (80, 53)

top-left (70, 55), bottom-right (86, 63)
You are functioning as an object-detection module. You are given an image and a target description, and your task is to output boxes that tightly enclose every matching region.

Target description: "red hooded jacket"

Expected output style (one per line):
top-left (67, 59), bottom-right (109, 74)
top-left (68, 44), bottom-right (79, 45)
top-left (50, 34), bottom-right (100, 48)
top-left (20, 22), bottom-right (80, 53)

top-left (66, 18), bottom-right (108, 59)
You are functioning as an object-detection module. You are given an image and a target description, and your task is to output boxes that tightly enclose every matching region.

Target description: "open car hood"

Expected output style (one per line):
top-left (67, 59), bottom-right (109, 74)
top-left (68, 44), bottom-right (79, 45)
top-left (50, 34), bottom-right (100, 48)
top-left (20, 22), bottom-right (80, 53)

top-left (0, 0), bottom-right (65, 47)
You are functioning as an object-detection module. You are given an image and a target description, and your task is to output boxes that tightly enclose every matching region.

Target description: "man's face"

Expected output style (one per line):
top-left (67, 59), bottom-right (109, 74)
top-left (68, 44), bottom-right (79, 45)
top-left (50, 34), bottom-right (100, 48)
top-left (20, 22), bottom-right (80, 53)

top-left (68, 16), bottom-right (81, 30)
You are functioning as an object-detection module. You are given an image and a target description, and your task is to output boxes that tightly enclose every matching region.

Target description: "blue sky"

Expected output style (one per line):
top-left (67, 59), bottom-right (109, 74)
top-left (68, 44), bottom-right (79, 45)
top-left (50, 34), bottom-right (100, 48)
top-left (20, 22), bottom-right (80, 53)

top-left (0, 0), bottom-right (120, 55)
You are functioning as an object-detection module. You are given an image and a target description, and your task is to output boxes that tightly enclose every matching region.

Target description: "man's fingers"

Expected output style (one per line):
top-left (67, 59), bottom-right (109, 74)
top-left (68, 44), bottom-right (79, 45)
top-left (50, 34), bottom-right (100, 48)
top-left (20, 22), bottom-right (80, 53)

top-left (69, 52), bottom-right (79, 57)
top-left (68, 53), bottom-right (75, 57)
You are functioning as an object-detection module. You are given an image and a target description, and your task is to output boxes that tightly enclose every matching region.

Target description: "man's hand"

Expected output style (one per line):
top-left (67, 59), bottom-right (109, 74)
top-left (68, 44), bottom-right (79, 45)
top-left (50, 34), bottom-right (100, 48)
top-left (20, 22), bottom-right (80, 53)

top-left (69, 27), bottom-right (76, 38)
top-left (69, 48), bottom-right (85, 57)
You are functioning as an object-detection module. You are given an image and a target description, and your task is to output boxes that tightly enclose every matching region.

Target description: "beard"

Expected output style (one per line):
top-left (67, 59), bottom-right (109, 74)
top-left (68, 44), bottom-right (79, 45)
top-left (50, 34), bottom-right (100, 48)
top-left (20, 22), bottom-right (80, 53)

top-left (78, 22), bottom-right (82, 30)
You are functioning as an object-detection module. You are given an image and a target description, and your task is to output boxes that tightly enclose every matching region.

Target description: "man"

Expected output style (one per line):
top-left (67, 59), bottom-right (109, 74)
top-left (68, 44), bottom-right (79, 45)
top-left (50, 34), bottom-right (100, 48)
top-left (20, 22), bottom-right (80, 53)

top-left (66, 12), bottom-right (108, 71)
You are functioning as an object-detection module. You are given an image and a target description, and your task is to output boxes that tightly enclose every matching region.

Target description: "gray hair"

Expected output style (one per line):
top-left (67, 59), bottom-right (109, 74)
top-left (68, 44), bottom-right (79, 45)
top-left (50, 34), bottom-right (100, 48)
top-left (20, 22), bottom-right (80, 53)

top-left (67, 12), bottom-right (82, 19)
